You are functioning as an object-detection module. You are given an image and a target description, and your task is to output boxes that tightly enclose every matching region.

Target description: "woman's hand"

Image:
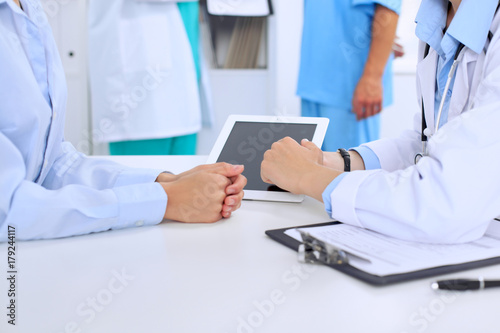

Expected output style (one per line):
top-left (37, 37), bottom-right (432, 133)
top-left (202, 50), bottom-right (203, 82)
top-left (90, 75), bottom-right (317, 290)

top-left (158, 163), bottom-right (246, 222)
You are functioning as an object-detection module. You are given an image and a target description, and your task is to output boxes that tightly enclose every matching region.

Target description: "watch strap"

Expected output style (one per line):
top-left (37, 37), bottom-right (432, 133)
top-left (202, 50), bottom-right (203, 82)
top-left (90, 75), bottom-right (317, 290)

top-left (337, 148), bottom-right (351, 172)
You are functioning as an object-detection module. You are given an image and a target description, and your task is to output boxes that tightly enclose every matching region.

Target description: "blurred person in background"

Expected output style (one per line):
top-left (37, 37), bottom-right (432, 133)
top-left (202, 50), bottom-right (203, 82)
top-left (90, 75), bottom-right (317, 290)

top-left (88, 0), bottom-right (204, 156)
top-left (297, 0), bottom-right (401, 151)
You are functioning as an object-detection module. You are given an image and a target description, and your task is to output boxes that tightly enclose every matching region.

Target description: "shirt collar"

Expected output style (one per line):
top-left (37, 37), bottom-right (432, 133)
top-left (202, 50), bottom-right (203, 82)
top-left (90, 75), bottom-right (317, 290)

top-left (416, 0), bottom-right (498, 58)
top-left (1, 0), bottom-right (26, 16)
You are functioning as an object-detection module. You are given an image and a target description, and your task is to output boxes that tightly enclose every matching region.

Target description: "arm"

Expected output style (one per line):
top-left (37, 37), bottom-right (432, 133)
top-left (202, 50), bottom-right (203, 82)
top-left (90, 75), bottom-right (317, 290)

top-left (0, 134), bottom-right (167, 241)
top-left (42, 142), bottom-right (163, 190)
top-left (0, 138), bottom-right (246, 241)
top-left (352, 4), bottom-right (399, 120)
top-left (44, 142), bottom-right (246, 220)
top-left (331, 101), bottom-right (500, 244)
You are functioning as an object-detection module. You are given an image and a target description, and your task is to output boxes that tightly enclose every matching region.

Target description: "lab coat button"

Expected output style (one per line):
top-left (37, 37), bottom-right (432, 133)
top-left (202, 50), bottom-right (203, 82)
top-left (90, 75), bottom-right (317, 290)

top-left (447, 89), bottom-right (452, 97)
top-left (136, 220), bottom-right (144, 227)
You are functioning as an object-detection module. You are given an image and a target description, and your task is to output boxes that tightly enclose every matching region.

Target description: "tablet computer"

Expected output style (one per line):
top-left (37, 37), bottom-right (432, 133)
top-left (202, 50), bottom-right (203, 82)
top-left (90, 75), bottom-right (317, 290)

top-left (206, 115), bottom-right (329, 202)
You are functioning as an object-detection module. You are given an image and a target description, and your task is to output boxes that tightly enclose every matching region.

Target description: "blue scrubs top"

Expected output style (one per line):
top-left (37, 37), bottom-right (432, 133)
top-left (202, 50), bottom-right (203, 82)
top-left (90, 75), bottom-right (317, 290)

top-left (297, 0), bottom-right (401, 109)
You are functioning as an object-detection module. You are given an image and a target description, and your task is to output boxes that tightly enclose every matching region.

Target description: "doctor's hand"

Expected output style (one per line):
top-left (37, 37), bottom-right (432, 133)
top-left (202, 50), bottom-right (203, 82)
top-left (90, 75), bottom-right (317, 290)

top-left (352, 73), bottom-right (383, 120)
top-left (158, 163), bottom-right (246, 223)
top-left (261, 137), bottom-right (339, 202)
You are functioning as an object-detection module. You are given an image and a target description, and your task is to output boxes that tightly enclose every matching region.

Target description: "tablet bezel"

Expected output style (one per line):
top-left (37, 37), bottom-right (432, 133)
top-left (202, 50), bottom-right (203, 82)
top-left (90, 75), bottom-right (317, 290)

top-left (206, 115), bottom-right (329, 202)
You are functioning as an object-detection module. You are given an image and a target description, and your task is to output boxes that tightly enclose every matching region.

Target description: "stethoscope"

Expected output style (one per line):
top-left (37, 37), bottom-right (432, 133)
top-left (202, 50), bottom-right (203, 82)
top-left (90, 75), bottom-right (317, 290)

top-left (414, 42), bottom-right (465, 164)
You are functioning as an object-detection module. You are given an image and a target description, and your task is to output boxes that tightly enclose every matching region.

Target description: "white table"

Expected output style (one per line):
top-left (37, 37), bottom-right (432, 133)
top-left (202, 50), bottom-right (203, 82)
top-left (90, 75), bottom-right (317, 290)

top-left (2, 156), bottom-right (500, 333)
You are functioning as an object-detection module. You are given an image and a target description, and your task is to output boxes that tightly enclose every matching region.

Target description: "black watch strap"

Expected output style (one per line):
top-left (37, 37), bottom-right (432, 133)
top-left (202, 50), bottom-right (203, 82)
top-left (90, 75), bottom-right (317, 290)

top-left (337, 148), bottom-right (351, 172)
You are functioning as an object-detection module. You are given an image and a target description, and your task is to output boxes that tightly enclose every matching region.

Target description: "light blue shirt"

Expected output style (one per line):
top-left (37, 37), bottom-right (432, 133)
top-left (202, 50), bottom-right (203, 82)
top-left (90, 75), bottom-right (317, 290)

top-left (0, 0), bottom-right (167, 241)
top-left (297, 0), bottom-right (401, 109)
top-left (322, 0), bottom-right (499, 215)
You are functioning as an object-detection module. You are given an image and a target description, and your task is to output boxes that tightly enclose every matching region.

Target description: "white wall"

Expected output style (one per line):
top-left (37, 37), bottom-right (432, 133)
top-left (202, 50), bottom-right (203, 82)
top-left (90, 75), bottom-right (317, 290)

top-left (45, 0), bottom-right (420, 156)
top-left (381, 0), bottom-right (421, 140)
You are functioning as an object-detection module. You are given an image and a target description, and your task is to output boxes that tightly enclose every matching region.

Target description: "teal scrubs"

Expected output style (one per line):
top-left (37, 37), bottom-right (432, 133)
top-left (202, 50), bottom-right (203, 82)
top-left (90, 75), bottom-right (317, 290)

top-left (110, 1), bottom-right (200, 156)
top-left (297, 0), bottom-right (401, 151)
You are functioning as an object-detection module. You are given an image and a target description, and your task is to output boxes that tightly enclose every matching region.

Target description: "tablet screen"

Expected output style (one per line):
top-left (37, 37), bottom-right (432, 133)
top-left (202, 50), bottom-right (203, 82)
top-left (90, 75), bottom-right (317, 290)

top-left (216, 121), bottom-right (317, 191)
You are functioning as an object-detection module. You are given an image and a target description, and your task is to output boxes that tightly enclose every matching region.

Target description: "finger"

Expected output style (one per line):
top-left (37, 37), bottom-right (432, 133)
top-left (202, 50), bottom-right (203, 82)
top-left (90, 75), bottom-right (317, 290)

top-left (222, 196), bottom-right (243, 218)
top-left (364, 103), bottom-right (374, 118)
top-left (301, 138), bottom-right (319, 151)
top-left (352, 100), bottom-right (363, 120)
top-left (225, 191), bottom-right (244, 206)
top-left (226, 174), bottom-right (247, 195)
top-left (361, 103), bottom-right (371, 119)
top-left (282, 136), bottom-right (296, 144)
top-left (213, 163), bottom-right (244, 178)
top-left (260, 161), bottom-right (272, 184)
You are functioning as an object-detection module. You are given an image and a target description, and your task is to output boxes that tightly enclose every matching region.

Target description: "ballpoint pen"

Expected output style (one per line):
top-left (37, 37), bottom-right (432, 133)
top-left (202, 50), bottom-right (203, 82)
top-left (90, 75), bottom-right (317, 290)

top-left (431, 278), bottom-right (500, 291)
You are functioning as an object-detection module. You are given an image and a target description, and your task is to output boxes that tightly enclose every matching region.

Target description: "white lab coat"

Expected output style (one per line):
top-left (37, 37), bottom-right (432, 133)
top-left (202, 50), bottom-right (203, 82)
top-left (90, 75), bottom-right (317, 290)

top-left (328, 12), bottom-right (500, 244)
top-left (88, 0), bottom-right (201, 143)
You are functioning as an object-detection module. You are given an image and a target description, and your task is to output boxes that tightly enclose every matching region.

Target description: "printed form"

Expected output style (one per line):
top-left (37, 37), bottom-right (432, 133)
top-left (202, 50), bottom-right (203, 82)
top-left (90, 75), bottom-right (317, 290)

top-left (285, 222), bottom-right (500, 276)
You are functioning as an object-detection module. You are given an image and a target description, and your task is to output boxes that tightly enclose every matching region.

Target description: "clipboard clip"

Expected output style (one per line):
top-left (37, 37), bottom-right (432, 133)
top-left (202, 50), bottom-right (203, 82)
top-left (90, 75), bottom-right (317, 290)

top-left (297, 230), bottom-right (349, 265)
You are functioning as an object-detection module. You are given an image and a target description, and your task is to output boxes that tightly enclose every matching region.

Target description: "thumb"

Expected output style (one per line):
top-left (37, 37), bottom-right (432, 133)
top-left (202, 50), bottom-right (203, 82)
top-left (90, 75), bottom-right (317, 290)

top-left (301, 139), bottom-right (319, 151)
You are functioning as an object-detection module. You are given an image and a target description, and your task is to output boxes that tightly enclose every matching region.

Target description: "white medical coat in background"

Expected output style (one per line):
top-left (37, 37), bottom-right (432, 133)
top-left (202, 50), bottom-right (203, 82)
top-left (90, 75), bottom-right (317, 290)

top-left (328, 10), bottom-right (500, 244)
top-left (88, 0), bottom-right (202, 143)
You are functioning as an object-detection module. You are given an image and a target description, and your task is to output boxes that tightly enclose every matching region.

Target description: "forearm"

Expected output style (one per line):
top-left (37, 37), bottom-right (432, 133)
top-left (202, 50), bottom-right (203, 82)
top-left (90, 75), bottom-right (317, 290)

top-left (1, 181), bottom-right (166, 241)
top-left (299, 164), bottom-right (342, 202)
top-left (43, 142), bottom-right (163, 190)
top-left (363, 5), bottom-right (399, 79)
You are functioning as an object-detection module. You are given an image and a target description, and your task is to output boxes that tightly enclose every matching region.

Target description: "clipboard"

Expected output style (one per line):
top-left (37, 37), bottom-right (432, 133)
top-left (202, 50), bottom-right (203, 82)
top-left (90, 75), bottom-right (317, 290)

top-left (265, 222), bottom-right (500, 286)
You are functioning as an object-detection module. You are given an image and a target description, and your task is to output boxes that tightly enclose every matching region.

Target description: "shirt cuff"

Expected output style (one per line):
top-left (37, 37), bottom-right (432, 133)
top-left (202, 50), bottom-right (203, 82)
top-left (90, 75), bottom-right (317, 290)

top-left (114, 167), bottom-right (165, 188)
top-left (351, 146), bottom-right (381, 170)
top-left (322, 173), bottom-right (348, 216)
top-left (111, 182), bottom-right (167, 229)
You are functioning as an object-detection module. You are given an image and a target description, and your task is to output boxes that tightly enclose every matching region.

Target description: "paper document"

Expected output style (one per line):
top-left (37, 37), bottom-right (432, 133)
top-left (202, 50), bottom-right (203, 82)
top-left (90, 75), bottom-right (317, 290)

top-left (286, 223), bottom-right (500, 276)
top-left (207, 0), bottom-right (270, 16)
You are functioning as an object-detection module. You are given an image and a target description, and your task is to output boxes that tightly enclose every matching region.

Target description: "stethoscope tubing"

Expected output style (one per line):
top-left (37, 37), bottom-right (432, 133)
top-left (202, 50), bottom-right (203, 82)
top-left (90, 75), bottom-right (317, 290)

top-left (415, 42), bottom-right (465, 164)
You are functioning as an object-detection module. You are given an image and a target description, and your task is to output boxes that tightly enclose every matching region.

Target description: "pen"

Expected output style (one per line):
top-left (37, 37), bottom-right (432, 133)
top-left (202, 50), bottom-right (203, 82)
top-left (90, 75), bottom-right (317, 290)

top-left (431, 278), bottom-right (500, 291)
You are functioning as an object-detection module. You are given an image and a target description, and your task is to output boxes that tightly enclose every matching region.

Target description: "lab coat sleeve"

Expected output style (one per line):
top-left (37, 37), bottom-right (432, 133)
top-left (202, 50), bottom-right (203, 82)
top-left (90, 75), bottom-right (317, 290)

top-left (42, 141), bottom-right (164, 190)
top-left (328, 100), bottom-right (500, 244)
top-left (0, 137), bottom-right (167, 242)
top-left (362, 112), bottom-right (422, 171)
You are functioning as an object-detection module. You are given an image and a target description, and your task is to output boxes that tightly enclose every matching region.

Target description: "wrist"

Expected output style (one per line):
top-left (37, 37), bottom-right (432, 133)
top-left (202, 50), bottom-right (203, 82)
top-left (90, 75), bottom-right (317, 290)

top-left (323, 152), bottom-right (345, 171)
top-left (362, 65), bottom-right (384, 80)
top-left (160, 182), bottom-right (180, 221)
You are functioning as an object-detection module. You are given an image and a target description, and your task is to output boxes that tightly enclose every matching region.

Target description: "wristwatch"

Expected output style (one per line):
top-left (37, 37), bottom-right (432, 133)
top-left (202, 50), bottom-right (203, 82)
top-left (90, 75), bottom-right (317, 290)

top-left (337, 148), bottom-right (351, 172)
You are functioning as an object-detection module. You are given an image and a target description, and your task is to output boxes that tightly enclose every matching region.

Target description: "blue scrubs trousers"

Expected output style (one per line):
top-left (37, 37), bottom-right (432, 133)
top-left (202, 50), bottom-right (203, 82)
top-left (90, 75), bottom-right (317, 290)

top-left (301, 99), bottom-right (380, 151)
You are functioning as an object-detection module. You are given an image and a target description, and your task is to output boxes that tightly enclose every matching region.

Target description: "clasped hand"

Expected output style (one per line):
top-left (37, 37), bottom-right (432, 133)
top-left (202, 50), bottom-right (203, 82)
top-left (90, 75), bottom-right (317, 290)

top-left (156, 163), bottom-right (247, 223)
